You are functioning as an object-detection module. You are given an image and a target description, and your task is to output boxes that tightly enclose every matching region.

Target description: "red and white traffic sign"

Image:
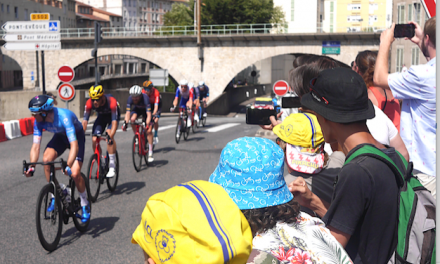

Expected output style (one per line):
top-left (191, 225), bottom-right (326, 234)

top-left (57, 83), bottom-right (76, 101)
top-left (421, 0), bottom-right (436, 18)
top-left (57, 66), bottom-right (75, 83)
top-left (273, 80), bottom-right (289, 96)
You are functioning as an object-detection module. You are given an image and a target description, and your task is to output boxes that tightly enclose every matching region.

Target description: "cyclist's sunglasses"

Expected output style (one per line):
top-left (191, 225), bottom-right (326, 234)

top-left (309, 78), bottom-right (329, 105)
top-left (31, 112), bottom-right (42, 116)
top-left (92, 98), bottom-right (101, 102)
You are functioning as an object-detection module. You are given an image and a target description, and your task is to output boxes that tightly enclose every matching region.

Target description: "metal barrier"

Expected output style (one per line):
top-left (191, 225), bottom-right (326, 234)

top-left (0, 24), bottom-right (385, 39)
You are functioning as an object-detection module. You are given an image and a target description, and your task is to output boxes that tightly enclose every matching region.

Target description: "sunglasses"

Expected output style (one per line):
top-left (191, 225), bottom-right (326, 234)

top-left (92, 98), bottom-right (101, 102)
top-left (309, 78), bottom-right (329, 105)
top-left (31, 112), bottom-right (42, 116)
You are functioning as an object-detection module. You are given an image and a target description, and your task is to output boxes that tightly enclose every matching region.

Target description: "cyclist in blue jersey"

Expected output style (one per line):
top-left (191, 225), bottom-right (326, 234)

top-left (122, 85), bottom-right (153, 162)
top-left (171, 79), bottom-right (193, 112)
top-left (24, 95), bottom-right (90, 223)
top-left (198, 81), bottom-right (210, 122)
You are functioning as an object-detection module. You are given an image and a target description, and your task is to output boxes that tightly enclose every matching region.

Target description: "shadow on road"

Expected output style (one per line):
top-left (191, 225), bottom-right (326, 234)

top-left (97, 181), bottom-right (146, 202)
top-left (185, 137), bottom-right (205, 142)
top-left (153, 147), bottom-right (175, 153)
top-left (58, 216), bottom-right (119, 248)
top-left (173, 148), bottom-right (222, 154)
top-left (149, 160), bottom-right (169, 168)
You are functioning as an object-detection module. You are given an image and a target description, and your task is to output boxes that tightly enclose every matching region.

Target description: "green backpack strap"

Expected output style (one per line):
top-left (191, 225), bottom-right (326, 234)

top-left (345, 145), bottom-right (405, 187)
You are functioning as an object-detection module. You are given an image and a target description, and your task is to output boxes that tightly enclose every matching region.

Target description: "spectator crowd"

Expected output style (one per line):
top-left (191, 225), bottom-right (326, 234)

top-left (130, 18), bottom-right (436, 264)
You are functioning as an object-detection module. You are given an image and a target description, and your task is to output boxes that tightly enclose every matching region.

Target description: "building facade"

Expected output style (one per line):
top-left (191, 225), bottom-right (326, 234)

top-left (76, 0), bottom-right (187, 31)
top-left (322, 0), bottom-right (392, 33)
top-left (76, 1), bottom-right (122, 28)
top-left (390, 1), bottom-right (430, 73)
top-left (273, 0), bottom-right (318, 33)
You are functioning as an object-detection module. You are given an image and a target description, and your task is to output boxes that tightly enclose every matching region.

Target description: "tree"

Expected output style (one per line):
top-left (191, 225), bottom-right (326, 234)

top-left (163, 3), bottom-right (193, 27)
top-left (164, 0), bottom-right (283, 27)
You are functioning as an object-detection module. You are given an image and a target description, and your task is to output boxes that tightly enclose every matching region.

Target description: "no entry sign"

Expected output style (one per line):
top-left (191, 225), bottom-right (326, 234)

top-left (57, 65), bottom-right (75, 83)
top-left (273, 80), bottom-right (289, 96)
top-left (57, 83), bottom-right (76, 101)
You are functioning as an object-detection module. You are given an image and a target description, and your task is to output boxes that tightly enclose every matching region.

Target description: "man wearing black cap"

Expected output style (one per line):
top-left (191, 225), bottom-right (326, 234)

top-left (290, 68), bottom-right (402, 263)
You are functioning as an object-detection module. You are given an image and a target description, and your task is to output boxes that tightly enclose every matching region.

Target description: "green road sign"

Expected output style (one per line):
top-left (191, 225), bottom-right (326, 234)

top-left (322, 47), bottom-right (340, 55)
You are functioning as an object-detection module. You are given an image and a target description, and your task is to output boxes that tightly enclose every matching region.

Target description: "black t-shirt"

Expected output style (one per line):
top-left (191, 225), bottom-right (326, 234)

top-left (322, 144), bottom-right (401, 264)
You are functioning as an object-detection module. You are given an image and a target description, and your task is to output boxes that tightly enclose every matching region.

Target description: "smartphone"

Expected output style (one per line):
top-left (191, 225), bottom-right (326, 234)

top-left (282, 96), bottom-right (301, 108)
top-left (246, 108), bottom-right (277, 125)
top-left (394, 24), bottom-right (415, 38)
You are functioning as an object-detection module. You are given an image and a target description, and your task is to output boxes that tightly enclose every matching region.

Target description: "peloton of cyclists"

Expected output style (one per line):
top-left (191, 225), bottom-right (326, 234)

top-left (171, 79), bottom-right (193, 137)
top-left (198, 81), bottom-right (209, 124)
top-left (25, 94), bottom-right (90, 222)
top-left (122, 85), bottom-right (153, 162)
top-left (142, 80), bottom-right (162, 146)
top-left (82, 85), bottom-right (120, 178)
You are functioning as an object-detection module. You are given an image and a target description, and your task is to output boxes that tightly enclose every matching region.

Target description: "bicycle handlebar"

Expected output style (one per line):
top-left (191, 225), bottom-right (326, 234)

top-left (23, 159), bottom-right (68, 176)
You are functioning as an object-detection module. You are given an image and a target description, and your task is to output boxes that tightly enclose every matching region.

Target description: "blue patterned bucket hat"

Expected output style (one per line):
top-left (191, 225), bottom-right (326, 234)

top-left (209, 137), bottom-right (293, 210)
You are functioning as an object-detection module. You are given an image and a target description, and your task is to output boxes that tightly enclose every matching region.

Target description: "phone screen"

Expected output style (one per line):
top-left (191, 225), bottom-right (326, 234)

top-left (246, 108), bottom-right (277, 125)
top-left (282, 97), bottom-right (301, 108)
top-left (394, 24), bottom-right (415, 38)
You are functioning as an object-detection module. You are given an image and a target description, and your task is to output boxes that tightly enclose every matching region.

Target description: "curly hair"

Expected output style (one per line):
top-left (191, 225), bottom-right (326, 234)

top-left (241, 199), bottom-right (301, 237)
top-left (355, 50), bottom-right (378, 88)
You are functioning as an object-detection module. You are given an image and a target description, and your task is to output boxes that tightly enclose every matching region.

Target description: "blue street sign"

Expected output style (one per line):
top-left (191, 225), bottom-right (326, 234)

top-left (31, 76), bottom-right (34, 81)
top-left (322, 41), bottom-right (341, 47)
top-left (48, 22), bottom-right (58, 32)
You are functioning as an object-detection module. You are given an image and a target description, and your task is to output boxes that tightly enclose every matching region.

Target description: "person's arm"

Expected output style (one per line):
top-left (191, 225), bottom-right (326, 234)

top-left (327, 226), bottom-right (351, 248)
top-left (288, 177), bottom-right (330, 218)
top-left (172, 89), bottom-right (179, 109)
top-left (390, 134), bottom-right (410, 162)
top-left (125, 97), bottom-right (132, 123)
top-left (373, 23), bottom-right (395, 90)
top-left (109, 98), bottom-right (119, 138)
top-left (145, 95), bottom-right (151, 125)
top-left (82, 99), bottom-right (92, 131)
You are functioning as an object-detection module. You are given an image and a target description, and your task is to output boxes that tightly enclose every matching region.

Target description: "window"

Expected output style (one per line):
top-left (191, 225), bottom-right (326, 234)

top-left (413, 3), bottom-right (421, 24)
top-left (369, 15), bottom-right (378, 25)
top-left (348, 16), bottom-right (362, 22)
top-left (7, 5), bottom-right (9, 13)
top-left (397, 5), bottom-right (405, 24)
top-left (369, 3), bottom-right (378, 14)
top-left (411, 47), bottom-right (419, 65)
top-left (291, 0), bottom-right (294, 21)
top-left (24, 9), bottom-right (28, 20)
top-left (14, 7), bottom-right (18, 18)
top-left (396, 48), bottom-right (404, 72)
top-left (129, 0), bottom-right (131, 7)
top-left (134, 0), bottom-right (136, 7)
top-left (1, 4), bottom-right (3, 12)
top-left (348, 4), bottom-right (361, 10)
top-left (330, 1), bottom-right (334, 32)
top-left (408, 4), bottom-right (413, 22)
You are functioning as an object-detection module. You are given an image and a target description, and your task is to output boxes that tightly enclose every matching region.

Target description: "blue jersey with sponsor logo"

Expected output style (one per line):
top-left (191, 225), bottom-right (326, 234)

top-left (199, 85), bottom-right (210, 99)
top-left (33, 108), bottom-right (83, 143)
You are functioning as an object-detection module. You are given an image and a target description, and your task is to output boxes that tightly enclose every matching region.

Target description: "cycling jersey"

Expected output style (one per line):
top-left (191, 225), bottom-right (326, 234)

top-left (84, 95), bottom-right (119, 121)
top-left (126, 94), bottom-right (151, 116)
top-left (175, 86), bottom-right (194, 108)
top-left (33, 108), bottom-right (83, 144)
top-left (191, 86), bottom-right (200, 100)
top-left (199, 85), bottom-right (210, 99)
top-left (142, 87), bottom-right (161, 105)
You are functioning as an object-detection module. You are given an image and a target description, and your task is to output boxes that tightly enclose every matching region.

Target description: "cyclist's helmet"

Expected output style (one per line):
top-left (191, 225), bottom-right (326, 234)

top-left (130, 85), bottom-right (143, 96)
top-left (28, 94), bottom-right (54, 113)
top-left (89, 85), bottom-right (104, 100)
top-left (143, 80), bottom-right (153, 91)
top-left (198, 81), bottom-right (205, 86)
top-left (180, 79), bottom-right (188, 86)
top-left (188, 82), bottom-right (194, 89)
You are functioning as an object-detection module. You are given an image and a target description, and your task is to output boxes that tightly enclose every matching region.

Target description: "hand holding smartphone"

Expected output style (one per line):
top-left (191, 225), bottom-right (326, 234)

top-left (394, 24), bottom-right (415, 38)
top-left (246, 108), bottom-right (277, 125)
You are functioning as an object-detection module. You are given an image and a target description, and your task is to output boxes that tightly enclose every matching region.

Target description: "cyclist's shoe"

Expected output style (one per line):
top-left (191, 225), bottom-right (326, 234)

top-left (135, 137), bottom-right (139, 146)
top-left (148, 153), bottom-right (154, 163)
top-left (153, 137), bottom-right (159, 145)
top-left (106, 167), bottom-right (116, 178)
top-left (176, 131), bottom-right (180, 138)
top-left (81, 204), bottom-right (91, 223)
top-left (194, 114), bottom-right (199, 121)
top-left (47, 197), bottom-right (55, 212)
top-left (203, 113), bottom-right (208, 117)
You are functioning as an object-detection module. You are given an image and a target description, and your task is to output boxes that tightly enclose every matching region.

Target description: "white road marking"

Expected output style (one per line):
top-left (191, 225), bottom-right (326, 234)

top-left (202, 123), bottom-right (240, 133)
top-left (158, 125), bottom-right (175, 131)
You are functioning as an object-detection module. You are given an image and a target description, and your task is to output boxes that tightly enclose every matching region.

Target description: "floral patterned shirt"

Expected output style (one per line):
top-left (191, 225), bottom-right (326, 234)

top-left (252, 212), bottom-right (353, 264)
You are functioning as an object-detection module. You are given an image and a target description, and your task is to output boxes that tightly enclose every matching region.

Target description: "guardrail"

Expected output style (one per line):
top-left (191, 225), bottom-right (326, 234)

top-left (0, 23), bottom-right (385, 39)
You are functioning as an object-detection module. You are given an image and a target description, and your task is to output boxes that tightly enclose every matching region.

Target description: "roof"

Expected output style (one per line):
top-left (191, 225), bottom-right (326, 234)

top-left (76, 13), bottom-right (108, 22)
top-left (75, 1), bottom-right (122, 18)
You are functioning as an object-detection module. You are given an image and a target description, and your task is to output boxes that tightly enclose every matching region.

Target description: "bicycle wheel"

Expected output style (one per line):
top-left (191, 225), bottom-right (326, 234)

top-left (86, 154), bottom-right (101, 203)
top-left (107, 151), bottom-right (119, 191)
top-left (175, 118), bottom-right (181, 144)
top-left (36, 184), bottom-right (62, 252)
top-left (132, 135), bottom-right (142, 172)
top-left (71, 173), bottom-right (92, 232)
top-left (143, 137), bottom-right (149, 165)
top-left (183, 118), bottom-right (189, 140)
top-left (192, 118), bottom-right (197, 133)
top-left (202, 115), bottom-right (206, 127)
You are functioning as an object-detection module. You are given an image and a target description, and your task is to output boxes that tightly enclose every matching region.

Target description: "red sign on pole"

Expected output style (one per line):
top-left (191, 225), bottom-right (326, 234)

top-left (57, 83), bottom-right (76, 102)
top-left (57, 66), bottom-right (75, 83)
top-left (421, 0), bottom-right (436, 18)
top-left (273, 80), bottom-right (289, 96)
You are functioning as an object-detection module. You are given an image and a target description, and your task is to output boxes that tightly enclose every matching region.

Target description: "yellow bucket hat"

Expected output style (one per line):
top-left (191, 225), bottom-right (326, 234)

top-left (273, 113), bottom-right (324, 149)
top-left (131, 180), bottom-right (253, 264)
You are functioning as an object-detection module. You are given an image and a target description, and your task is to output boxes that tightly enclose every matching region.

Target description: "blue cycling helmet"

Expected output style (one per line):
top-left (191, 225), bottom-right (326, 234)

top-left (28, 94), bottom-right (54, 113)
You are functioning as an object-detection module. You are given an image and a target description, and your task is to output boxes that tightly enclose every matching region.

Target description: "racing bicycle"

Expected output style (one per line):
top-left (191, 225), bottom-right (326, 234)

top-left (131, 121), bottom-right (150, 172)
top-left (23, 159), bottom-right (92, 252)
top-left (175, 107), bottom-right (190, 143)
top-left (86, 133), bottom-right (119, 203)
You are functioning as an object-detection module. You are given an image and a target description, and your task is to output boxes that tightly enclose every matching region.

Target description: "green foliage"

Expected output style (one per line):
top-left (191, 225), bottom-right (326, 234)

top-left (163, 3), bottom-right (193, 26)
top-left (164, 0), bottom-right (281, 27)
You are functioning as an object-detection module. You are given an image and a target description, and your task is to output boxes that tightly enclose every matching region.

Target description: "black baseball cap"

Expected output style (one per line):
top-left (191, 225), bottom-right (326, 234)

top-left (301, 68), bottom-right (375, 123)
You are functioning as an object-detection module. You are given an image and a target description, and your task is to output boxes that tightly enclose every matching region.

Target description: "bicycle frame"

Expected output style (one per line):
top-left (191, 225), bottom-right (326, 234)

top-left (92, 133), bottom-right (111, 181)
top-left (133, 122), bottom-right (147, 156)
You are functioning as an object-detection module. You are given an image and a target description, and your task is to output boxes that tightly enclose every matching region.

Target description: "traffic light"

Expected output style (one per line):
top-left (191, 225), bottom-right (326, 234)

top-left (94, 21), bottom-right (102, 44)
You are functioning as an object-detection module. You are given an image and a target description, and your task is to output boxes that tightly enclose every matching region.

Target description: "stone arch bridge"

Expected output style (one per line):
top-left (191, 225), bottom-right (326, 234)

top-left (1, 33), bottom-right (380, 102)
